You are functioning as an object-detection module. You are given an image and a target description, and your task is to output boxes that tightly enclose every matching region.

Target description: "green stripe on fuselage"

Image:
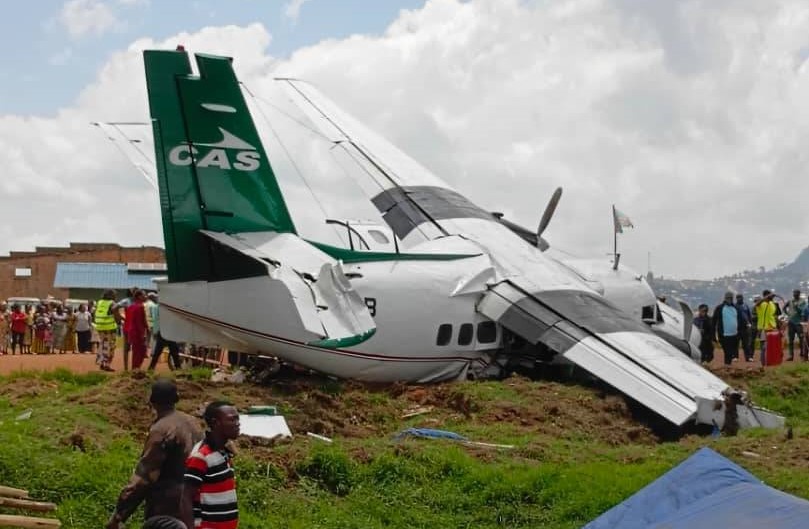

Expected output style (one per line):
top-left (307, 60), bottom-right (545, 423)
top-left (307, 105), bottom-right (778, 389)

top-left (307, 240), bottom-right (480, 263)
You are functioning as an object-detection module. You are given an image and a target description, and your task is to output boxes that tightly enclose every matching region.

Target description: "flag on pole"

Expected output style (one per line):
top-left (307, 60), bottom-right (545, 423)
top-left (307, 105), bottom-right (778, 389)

top-left (613, 206), bottom-right (634, 234)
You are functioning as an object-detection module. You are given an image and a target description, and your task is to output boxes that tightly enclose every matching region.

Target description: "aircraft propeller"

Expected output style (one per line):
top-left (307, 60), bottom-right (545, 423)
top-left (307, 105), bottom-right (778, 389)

top-left (537, 187), bottom-right (563, 238)
top-left (535, 187), bottom-right (562, 251)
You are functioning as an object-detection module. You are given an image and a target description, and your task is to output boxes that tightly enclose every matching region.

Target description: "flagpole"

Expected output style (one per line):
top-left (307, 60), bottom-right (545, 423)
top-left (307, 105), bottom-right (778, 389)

top-left (612, 204), bottom-right (618, 269)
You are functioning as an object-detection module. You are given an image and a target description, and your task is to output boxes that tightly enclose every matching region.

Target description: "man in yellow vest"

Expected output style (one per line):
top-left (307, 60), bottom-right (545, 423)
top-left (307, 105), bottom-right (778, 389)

top-left (95, 289), bottom-right (119, 371)
top-left (754, 289), bottom-right (781, 365)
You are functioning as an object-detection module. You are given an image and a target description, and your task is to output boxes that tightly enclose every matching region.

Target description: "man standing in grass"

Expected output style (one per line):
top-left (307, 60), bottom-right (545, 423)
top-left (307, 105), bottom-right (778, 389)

top-left (754, 289), bottom-right (781, 364)
top-left (95, 290), bottom-right (119, 371)
top-left (735, 294), bottom-right (754, 362)
top-left (106, 380), bottom-right (203, 529)
top-left (182, 401), bottom-right (241, 529)
top-left (712, 292), bottom-right (746, 366)
top-left (693, 304), bottom-right (715, 363)
top-left (783, 289), bottom-right (807, 361)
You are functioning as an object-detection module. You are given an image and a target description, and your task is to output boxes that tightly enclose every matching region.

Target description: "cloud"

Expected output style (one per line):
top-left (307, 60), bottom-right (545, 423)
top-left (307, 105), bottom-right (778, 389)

top-left (4, 0), bottom-right (809, 281)
top-left (59, 0), bottom-right (121, 38)
top-left (284, 0), bottom-right (312, 23)
top-left (0, 23), bottom-right (275, 258)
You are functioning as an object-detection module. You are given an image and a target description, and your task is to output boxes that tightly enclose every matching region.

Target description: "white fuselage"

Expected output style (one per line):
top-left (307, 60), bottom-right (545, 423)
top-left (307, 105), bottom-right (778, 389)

top-left (160, 232), bottom-right (505, 382)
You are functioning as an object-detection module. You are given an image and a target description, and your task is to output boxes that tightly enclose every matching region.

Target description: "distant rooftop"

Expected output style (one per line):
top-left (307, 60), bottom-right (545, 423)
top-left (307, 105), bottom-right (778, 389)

top-left (53, 262), bottom-right (165, 290)
top-left (0, 242), bottom-right (164, 260)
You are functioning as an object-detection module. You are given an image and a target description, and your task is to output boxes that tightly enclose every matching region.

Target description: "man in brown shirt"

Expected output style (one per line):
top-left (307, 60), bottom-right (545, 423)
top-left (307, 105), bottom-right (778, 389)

top-left (106, 379), bottom-right (203, 529)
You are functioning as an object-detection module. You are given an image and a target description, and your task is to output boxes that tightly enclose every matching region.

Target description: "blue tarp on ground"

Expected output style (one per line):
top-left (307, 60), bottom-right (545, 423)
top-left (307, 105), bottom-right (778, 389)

top-left (583, 447), bottom-right (809, 529)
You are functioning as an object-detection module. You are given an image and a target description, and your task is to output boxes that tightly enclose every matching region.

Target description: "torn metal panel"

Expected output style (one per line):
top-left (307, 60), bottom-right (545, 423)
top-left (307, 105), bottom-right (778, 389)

top-left (312, 262), bottom-right (376, 339)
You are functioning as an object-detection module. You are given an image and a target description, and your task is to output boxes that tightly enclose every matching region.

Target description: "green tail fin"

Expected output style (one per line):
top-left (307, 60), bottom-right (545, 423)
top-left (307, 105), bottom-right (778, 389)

top-left (144, 50), bottom-right (296, 282)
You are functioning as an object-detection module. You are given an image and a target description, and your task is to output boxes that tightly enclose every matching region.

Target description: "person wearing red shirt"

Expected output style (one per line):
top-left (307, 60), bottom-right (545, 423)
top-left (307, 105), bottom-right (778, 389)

top-left (182, 402), bottom-right (240, 529)
top-left (10, 305), bottom-right (28, 355)
top-left (125, 290), bottom-right (149, 370)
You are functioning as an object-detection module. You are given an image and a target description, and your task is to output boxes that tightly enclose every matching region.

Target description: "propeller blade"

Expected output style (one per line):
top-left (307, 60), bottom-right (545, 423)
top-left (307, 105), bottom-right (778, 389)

top-left (537, 187), bottom-right (563, 237)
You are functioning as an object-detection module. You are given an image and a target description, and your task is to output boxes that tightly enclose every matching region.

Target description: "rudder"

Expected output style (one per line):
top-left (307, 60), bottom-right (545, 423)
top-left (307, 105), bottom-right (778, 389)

top-left (144, 49), bottom-right (296, 282)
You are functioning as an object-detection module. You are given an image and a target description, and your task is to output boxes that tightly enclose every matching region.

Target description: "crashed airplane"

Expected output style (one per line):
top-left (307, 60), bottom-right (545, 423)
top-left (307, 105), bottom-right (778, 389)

top-left (143, 49), bottom-right (782, 431)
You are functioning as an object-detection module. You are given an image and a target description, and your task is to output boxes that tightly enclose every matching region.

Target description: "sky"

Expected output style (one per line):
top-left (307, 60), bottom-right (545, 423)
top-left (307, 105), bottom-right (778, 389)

top-left (1, 0), bottom-right (808, 280)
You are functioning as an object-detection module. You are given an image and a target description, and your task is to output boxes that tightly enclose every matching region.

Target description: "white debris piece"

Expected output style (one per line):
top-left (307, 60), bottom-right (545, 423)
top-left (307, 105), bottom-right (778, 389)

top-left (239, 415), bottom-right (292, 439)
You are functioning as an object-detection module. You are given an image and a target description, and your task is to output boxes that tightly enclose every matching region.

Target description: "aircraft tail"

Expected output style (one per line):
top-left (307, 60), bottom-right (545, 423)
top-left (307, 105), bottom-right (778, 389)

top-left (144, 50), bottom-right (296, 282)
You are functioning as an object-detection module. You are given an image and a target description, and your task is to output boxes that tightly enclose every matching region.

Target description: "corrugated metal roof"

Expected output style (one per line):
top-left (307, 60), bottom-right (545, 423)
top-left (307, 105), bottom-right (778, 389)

top-left (53, 262), bottom-right (160, 290)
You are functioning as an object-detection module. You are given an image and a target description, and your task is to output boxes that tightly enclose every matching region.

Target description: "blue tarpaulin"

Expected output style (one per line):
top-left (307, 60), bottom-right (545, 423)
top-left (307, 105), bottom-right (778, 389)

top-left (584, 447), bottom-right (809, 529)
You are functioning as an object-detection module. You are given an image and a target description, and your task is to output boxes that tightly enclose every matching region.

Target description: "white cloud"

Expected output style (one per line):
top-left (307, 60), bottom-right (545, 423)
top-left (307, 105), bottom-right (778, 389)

top-left (59, 0), bottom-right (121, 38)
top-left (284, 0), bottom-right (312, 23)
top-left (4, 0), bottom-right (809, 281)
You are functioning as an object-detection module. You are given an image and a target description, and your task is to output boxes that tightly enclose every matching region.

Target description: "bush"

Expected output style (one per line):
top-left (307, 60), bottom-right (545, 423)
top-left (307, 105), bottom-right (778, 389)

top-left (298, 446), bottom-right (355, 496)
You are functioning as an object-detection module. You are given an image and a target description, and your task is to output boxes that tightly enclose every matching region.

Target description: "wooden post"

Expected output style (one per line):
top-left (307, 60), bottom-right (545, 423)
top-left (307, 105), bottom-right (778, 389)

top-left (0, 514), bottom-right (61, 528)
top-left (0, 486), bottom-right (28, 499)
top-left (0, 497), bottom-right (57, 512)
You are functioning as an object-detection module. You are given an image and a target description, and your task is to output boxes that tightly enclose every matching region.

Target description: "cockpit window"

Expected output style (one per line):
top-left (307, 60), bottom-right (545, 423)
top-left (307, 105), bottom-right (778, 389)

top-left (367, 230), bottom-right (390, 245)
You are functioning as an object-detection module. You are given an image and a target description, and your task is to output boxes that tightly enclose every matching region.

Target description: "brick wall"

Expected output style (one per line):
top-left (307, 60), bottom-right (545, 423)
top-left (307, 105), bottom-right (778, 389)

top-left (0, 243), bottom-right (164, 301)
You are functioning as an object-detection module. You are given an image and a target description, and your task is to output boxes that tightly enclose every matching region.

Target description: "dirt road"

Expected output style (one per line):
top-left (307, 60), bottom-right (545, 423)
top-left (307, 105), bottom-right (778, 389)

top-left (2, 343), bottom-right (803, 375)
top-left (0, 351), bottom-right (171, 375)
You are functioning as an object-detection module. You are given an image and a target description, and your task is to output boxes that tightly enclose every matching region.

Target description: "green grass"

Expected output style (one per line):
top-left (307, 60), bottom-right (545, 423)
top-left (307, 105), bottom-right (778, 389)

top-left (0, 368), bottom-right (807, 529)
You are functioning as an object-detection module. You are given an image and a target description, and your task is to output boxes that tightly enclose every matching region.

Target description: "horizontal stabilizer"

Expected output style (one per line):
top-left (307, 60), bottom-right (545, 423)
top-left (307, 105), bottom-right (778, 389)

top-left (200, 230), bottom-right (334, 276)
top-left (200, 230), bottom-right (375, 344)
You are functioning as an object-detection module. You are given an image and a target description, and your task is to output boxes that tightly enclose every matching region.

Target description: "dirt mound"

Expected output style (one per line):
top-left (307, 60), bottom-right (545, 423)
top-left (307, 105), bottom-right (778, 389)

top-left (75, 372), bottom-right (658, 448)
top-left (480, 379), bottom-right (657, 445)
top-left (4, 378), bottom-right (60, 404)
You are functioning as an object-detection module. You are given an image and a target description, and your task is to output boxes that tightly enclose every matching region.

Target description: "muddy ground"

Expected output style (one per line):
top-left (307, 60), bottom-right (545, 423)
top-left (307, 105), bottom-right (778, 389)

top-left (61, 371), bottom-right (657, 449)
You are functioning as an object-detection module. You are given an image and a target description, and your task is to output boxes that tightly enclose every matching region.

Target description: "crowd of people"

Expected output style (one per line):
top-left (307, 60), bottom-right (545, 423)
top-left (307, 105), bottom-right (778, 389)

top-left (0, 288), bottom-right (182, 372)
top-left (0, 301), bottom-right (94, 355)
top-left (692, 288), bottom-right (808, 366)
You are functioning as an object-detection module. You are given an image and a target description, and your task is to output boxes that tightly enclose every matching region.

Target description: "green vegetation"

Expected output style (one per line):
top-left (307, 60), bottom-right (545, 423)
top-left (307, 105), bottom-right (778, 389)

top-left (0, 365), bottom-right (807, 529)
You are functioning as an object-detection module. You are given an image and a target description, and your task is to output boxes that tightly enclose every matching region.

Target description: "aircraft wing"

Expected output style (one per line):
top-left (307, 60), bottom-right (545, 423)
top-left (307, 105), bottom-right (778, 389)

top-left (477, 278), bottom-right (729, 426)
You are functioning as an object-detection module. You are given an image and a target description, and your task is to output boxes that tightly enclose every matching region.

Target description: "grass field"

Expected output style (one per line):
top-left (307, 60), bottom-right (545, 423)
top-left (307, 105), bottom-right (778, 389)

top-left (0, 364), bottom-right (808, 529)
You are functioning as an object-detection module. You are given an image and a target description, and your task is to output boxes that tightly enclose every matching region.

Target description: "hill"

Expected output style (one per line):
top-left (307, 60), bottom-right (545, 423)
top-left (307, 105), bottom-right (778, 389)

top-left (0, 366), bottom-right (808, 529)
top-left (650, 245), bottom-right (809, 306)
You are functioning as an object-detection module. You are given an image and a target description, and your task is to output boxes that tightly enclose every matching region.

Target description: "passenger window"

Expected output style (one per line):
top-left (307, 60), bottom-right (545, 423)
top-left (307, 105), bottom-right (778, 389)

top-left (436, 324), bottom-right (453, 346)
top-left (458, 323), bottom-right (473, 346)
top-left (477, 321), bottom-right (497, 344)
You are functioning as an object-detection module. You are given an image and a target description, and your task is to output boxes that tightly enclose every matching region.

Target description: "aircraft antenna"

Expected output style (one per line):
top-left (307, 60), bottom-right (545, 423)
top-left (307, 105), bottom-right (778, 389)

top-left (92, 121), bottom-right (158, 190)
top-left (280, 79), bottom-right (450, 238)
top-left (242, 83), bottom-right (346, 245)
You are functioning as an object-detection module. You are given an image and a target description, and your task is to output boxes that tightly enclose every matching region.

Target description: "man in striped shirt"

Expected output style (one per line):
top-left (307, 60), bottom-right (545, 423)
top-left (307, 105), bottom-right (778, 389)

top-left (182, 401), bottom-right (241, 529)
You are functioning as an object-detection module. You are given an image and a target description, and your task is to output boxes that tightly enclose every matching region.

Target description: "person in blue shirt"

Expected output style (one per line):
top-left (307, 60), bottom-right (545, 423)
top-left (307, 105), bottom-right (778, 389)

top-left (712, 292), bottom-right (746, 366)
top-left (735, 293), bottom-right (753, 361)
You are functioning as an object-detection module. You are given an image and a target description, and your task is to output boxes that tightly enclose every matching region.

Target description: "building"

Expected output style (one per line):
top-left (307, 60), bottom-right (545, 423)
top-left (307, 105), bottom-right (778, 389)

top-left (0, 243), bottom-right (164, 301)
top-left (53, 262), bottom-right (167, 301)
